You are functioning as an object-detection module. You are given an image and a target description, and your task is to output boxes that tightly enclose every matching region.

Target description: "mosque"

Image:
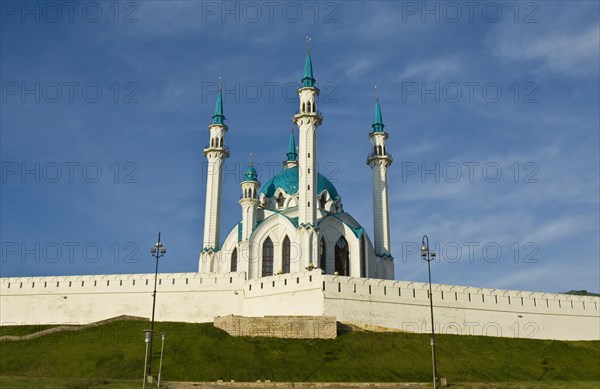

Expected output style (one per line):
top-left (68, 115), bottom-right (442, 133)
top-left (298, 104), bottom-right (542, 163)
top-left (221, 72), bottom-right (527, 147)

top-left (198, 49), bottom-right (395, 280)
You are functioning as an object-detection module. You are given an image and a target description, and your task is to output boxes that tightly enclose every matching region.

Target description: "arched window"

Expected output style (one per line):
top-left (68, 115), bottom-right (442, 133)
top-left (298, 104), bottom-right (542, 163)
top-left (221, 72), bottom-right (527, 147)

top-left (276, 193), bottom-right (285, 208)
top-left (220, 137), bottom-right (224, 147)
top-left (319, 194), bottom-right (327, 209)
top-left (320, 237), bottom-right (327, 273)
top-left (335, 236), bottom-right (349, 276)
top-left (378, 145), bottom-right (383, 155)
top-left (262, 238), bottom-right (274, 277)
top-left (231, 248), bottom-right (238, 272)
top-left (313, 102), bottom-right (316, 112)
top-left (302, 102), bottom-right (305, 112)
top-left (360, 236), bottom-right (366, 277)
top-left (211, 138), bottom-right (215, 147)
top-left (282, 236), bottom-right (291, 273)
top-left (307, 101), bottom-right (312, 112)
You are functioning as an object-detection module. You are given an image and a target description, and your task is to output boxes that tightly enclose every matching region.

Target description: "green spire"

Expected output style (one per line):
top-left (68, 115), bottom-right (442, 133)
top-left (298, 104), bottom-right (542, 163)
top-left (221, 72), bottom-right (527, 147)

top-left (286, 128), bottom-right (298, 161)
top-left (212, 79), bottom-right (225, 125)
top-left (243, 154), bottom-right (258, 182)
top-left (301, 53), bottom-right (316, 88)
top-left (372, 96), bottom-right (385, 132)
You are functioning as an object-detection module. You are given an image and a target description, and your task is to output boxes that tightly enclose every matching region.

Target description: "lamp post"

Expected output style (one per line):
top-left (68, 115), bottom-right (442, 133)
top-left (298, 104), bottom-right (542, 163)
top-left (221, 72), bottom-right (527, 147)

top-left (142, 329), bottom-right (152, 389)
top-left (146, 232), bottom-right (166, 383)
top-left (157, 332), bottom-right (166, 387)
top-left (421, 235), bottom-right (438, 389)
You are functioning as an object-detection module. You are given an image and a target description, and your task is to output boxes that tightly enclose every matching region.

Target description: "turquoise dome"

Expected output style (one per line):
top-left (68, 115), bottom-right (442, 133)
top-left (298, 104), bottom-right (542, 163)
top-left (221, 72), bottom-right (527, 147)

top-left (260, 166), bottom-right (339, 199)
top-left (243, 164), bottom-right (258, 182)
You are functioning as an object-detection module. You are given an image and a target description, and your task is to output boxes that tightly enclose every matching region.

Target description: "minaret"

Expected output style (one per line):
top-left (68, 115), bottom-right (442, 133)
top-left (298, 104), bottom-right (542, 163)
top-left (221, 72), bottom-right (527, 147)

top-left (293, 38), bottom-right (322, 267)
top-left (293, 40), bottom-right (322, 227)
top-left (366, 94), bottom-right (393, 260)
top-left (199, 82), bottom-right (230, 272)
top-left (239, 156), bottom-right (260, 241)
top-left (283, 127), bottom-right (298, 169)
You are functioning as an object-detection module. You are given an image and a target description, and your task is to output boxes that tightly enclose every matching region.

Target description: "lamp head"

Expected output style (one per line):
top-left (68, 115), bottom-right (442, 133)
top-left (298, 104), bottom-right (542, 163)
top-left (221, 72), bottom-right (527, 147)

top-left (150, 247), bottom-right (157, 254)
top-left (431, 251), bottom-right (436, 258)
top-left (160, 248), bottom-right (166, 254)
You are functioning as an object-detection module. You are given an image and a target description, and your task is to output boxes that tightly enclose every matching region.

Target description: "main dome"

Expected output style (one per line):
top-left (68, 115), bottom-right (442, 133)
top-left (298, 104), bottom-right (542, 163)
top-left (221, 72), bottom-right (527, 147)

top-left (259, 166), bottom-right (339, 199)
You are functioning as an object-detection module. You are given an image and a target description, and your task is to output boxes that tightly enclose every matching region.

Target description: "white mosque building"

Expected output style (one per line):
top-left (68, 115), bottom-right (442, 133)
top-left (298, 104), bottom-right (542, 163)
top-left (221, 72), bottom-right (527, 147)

top-left (198, 50), bottom-right (394, 280)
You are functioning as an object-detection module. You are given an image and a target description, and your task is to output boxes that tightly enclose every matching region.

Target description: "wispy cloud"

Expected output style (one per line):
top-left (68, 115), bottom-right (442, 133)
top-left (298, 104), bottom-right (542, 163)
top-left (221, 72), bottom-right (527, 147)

top-left (397, 57), bottom-right (465, 81)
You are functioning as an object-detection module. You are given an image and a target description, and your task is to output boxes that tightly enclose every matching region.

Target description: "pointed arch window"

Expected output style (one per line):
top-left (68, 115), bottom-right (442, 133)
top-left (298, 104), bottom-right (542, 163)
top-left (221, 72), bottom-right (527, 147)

top-left (231, 248), bottom-right (238, 272)
top-left (262, 237), bottom-right (274, 277)
top-left (319, 193), bottom-right (327, 209)
top-left (276, 193), bottom-right (285, 208)
top-left (220, 137), bottom-right (224, 147)
top-left (360, 236), bottom-right (366, 277)
top-left (320, 237), bottom-right (327, 273)
top-left (282, 236), bottom-right (291, 273)
top-left (335, 236), bottom-right (349, 276)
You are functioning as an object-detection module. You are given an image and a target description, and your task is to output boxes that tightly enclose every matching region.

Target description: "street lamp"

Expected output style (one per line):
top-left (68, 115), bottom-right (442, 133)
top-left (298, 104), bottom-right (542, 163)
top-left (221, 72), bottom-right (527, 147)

top-left (157, 332), bottom-right (166, 387)
top-left (421, 235), bottom-right (439, 389)
top-left (145, 232), bottom-right (166, 384)
top-left (142, 330), bottom-right (152, 389)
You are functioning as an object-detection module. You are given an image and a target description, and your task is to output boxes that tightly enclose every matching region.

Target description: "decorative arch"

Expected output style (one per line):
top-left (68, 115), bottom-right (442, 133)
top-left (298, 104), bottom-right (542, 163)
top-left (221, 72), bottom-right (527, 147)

top-left (262, 237), bottom-right (274, 277)
top-left (282, 236), bottom-right (291, 273)
top-left (231, 248), bottom-right (238, 272)
top-left (335, 236), bottom-right (349, 276)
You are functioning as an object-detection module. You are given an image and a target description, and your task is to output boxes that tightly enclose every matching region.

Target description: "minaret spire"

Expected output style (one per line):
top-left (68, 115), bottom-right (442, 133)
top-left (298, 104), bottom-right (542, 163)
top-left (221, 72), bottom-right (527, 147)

top-left (199, 79), bottom-right (230, 272)
top-left (212, 77), bottom-right (225, 125)
top-left (302, 36), bottom-right (316, 88)
top-left (367, 91), bottom-right (393, 274)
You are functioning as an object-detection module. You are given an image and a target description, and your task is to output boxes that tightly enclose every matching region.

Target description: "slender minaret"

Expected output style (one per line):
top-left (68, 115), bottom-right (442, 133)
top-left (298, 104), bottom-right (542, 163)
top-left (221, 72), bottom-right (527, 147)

top-left (366, 93), bottom-right (393, 259)
top-left (199, 82), bottom-right (230, 272)
top-left (293, 38), bottom-right (322, 267)
top-left (294, 39), bottom-right (322, 227)
top-left (239, 156), bottom-right (260, 241)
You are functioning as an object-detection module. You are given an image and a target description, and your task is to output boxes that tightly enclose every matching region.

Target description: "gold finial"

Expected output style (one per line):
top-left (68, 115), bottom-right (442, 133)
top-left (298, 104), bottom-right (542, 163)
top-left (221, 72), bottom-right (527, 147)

top-left (374, 85), bottom-right (379, 102)
top-left (305, 35), bottom-right (311, 54)
top-left (249, 152), bottom-right (253, 166)
top-left (218, 77), bottom-right (223, 93)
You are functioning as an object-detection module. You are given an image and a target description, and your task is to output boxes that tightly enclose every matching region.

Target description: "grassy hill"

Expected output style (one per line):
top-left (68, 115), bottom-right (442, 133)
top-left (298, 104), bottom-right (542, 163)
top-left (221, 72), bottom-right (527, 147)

top-left (0, 320), bottom-right (598, 384)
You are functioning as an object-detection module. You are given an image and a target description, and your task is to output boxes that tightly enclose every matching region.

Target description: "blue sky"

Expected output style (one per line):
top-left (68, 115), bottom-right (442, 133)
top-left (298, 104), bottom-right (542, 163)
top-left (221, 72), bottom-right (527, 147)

top-left (1, 1), bottom-right (598, 294)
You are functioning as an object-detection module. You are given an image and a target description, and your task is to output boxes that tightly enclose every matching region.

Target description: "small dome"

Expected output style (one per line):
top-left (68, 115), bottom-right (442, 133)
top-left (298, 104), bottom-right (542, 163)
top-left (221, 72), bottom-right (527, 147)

top-left (243, 164), bottom-right (258, 182)
top-left (259, 166), bottom-right (339, 199)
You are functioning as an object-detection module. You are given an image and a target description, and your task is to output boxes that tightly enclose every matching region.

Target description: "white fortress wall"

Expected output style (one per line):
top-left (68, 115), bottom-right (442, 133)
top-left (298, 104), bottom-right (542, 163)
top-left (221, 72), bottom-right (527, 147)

top-left (0, 272), bottom-right (246, 325)
top-left (242, 272), bottom-right (325, 317)
top-left (1, 272), bottom-right (598, 341)
top-left (322, 276), bottom-right (599, 341)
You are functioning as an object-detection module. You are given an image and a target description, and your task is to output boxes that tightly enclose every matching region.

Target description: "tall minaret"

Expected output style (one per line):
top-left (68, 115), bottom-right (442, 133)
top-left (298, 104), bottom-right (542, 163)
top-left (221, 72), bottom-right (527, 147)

top-left (199, 82), bottom-right (230, 272)
top-left (366, 94), bottom-right (393, 260)
top-left (293, 39), bottom-right (322, 267)
top-left (239, 156), bottom-right (260, 241)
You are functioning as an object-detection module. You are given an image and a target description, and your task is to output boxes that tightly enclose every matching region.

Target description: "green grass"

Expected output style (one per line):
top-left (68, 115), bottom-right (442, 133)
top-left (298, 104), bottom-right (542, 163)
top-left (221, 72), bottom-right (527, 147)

top-left (0, 321), bottom-right (598, 384)
top-left (0, 376), bottom-right (140, 389)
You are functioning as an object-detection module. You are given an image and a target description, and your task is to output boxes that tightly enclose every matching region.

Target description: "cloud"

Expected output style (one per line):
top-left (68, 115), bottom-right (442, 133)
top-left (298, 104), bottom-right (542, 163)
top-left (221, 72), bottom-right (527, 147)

top-left (397, 57), bottom-right (464, 81)
top-left (493, 22), bottom-right (600, 78)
